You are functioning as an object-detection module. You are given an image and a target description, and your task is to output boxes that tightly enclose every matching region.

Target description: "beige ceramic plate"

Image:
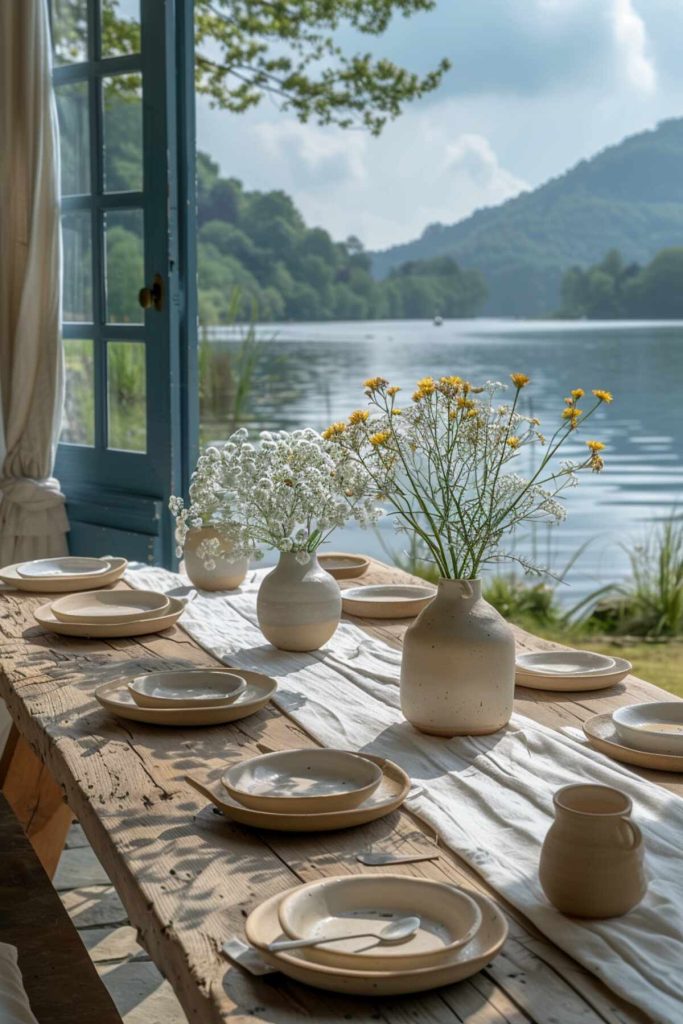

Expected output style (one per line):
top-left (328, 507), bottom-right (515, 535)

top-left (35, 596), bottom-right (185, 638)
top-left (128, 670), bottom-right (247, 709)
top-left (51, 588), bottom-right (171, 624)
top-left (516, 651), bottom-right (616, 676)
top-left (244, 888), bottom-right (507, 996)
top-left (612, 702), bottom-right (683, 756)
top-left (516, 656), bottom-right (631, 692)
top-left (16, 556), bottom-right (111, 579)
top-left (319, 553), bottom-right (370, 580)
top-left (341, 584), bottom-right (435, 620)
top-left (583, 713), bottom-right (683, 772)
top-left (278, 874), bottom-right (482, 971)
top-left (96, 670), bottom-right (276, 726)
top-left (0, 557), bottom-right (127, 593)
top-left (187, 755), bottom-right (409, 831)
top-left (221, 748), bottom-right (382, 813)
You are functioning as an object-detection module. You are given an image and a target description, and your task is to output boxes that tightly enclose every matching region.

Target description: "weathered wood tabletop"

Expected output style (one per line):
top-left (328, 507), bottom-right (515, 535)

top-left (1, 560), bottom-right (679, 1024)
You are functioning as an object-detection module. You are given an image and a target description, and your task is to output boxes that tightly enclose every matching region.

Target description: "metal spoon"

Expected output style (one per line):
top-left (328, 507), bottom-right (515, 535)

top-left (267, 915), bottom-right (420, 953)
top-left (356, 849), bottom-right (440, 866)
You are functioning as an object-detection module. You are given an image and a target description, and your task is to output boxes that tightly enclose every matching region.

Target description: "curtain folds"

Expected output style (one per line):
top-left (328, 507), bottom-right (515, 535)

top-left (0, 0), bottom-right (68, 566)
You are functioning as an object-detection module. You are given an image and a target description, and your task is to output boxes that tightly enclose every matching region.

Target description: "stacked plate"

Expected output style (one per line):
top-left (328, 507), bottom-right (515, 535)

top-left (187, 747), bottom-right (410, 831)
top-left (515, 650), bottom-right (632, 691)
top-left (583, 701), bottom-right (683, 772)
top-left (34, 587), bottom-right (186, 638)
top-left (96, 668), bottom-right (277, 726)
top-left (0, 556), bottom-right (127, 592)
top-left (341, 584), bottom-right (436, 619)
top-left (243, 873), bottom-right (507, 995)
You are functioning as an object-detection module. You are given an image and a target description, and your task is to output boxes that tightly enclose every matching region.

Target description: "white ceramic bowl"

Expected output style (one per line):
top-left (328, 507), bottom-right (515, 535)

top-left (221, 748), bottom-right (383, 813)
top-left (51, 589), bottom-right (170, 624)
top-left (516, 651), bottom-right (616, 676)
top-left (612, 702), bottom-right (683, 755)
top-left (16, 556), bottom-right (110, 579)
top-left (277, 875), bottom-right (483, 971)
top-left (128, 670), bottom-right (247, 709)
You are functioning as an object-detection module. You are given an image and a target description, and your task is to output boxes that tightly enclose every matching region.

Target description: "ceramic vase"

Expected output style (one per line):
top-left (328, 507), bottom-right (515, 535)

top-left (539, 783), bottom-right (646, 918)
top-left (399, 578), bottom-right (515, 736)
top-left (256, 551), bottom-right (341, 652)
top-left (183, 527), bottom-right (248, 591)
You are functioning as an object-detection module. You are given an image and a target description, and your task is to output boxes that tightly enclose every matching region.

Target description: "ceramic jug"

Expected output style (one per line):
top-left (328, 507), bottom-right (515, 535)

top-left (539, 783), bottom-right (647, 918)
top-left (400, 578), bottom-right (515, 736)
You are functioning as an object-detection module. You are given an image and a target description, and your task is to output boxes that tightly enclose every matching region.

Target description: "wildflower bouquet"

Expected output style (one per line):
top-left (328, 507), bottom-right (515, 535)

top-left (324, 374), bottom-right (612, 580)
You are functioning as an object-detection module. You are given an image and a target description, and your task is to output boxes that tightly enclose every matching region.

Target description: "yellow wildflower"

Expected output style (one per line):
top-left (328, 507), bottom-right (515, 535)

top-left (369, 430), bottom-right (391, 447)
top-left (590, 454), bottom-right (605, 473)
top-left (564, 397), bottom-right (574, 406)
top-left (466, 409), bottom-right (478, 419)
top-left (412, 377), bottom-right (436, 402)
top-left (530, 417), bottom-right (541, 426)
top-left (510, 372), bottom-right (530, 389)
top-left (507, 436), bottom-right (521, 449)
top-left (448, 410), bottom-right (458, 420)
top-left (571, 388), bottom-right (584, 399)
top-left (592, 389), bottom-right (613, 403)
top-left (322, 422), bottom-right (346, 440)
top-left (586, 440), bottom-right (606, 452)
top-left (439, 375), bottom-right (463, 392)
top-left (391, 408), bottom-right (402, 416)
top-left (363, 376), bottom-right (388, 392)
top-left (457, 397), bottom-right (475, 410)
top-left (386, 385), bottom-right (401, 397)
top-left (348, 409), bottom-right (369, 425)
top-left (562, 407), bottom-right (582, 420)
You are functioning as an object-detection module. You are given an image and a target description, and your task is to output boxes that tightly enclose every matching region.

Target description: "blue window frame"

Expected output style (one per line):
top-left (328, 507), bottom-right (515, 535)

top-left (52, 0), bottom-right (197, 565)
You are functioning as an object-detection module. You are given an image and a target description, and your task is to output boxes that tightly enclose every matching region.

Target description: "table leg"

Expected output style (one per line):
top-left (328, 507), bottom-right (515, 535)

top-left (0, 725), bottom-right (72, 879)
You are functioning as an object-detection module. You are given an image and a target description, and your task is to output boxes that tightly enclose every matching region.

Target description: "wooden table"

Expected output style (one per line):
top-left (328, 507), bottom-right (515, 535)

top-left (1, 561), bottom-right (678, 1024)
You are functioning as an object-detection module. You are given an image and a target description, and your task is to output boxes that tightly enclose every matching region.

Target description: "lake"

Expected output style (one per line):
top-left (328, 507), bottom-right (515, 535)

top-left (202, 319), bottom-right (683, 603)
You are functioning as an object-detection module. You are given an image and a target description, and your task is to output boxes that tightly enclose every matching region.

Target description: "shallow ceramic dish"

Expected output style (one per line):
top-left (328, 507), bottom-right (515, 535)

top-left (221, 748), bottom-right (382, 813)
top-left (187, 755), bottom-right (409, 831)
top-left (516, 651), bottom-right (616, 676)
top-left (244, 888), bottom-right (507, 996)
top-left (95, 671), bottom-right (276, 726)
top-left (51, 588), bottom-right (170, 624)
top-left (612, 702), bottom-right (683, 756)
top-left (318, 553), bottom-right (370, 581)
top-left (34, 596), bottom-right (185, 638)
top-left (341, 584), bottom-right (435, 620)
top-left (16, 556), bottom-right (110, 579)
top-left (515, 656), bottom-right (631, 692)
top-left (583, 713), bottom-right (683, 772)
top-left (0, 557), bottom-right (127, 593)
top-left (278, 875), bottom-right (482, 971)
top-left (128, 670), bottom-right (247, 709)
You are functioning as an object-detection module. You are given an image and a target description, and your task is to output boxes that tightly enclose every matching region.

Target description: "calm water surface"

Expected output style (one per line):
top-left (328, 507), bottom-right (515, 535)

top-left (204, 319), bottom-right (683, 600)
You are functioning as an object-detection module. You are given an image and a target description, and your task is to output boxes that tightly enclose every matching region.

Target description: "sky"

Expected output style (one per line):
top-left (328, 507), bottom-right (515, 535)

top-left (196, 0), bottom-right (683, 252)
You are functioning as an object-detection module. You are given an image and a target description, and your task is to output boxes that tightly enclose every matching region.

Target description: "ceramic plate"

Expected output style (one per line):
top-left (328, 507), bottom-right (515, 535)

top-left (187, 755), bottom-right (409, 831)
top-left (612, 702), bottom-right (683, 756)
top-left (583, 713), bottom-right (683, 772)
top-left (221, 748), bottom-right (382, 813)
top-left (51, 588), bottom-right (171, 624)
top-left (34, 596), bottom-right (185, 638)
top-left (128, 670), bottom-right (247, 709)
top-left (341, 584), bottom-right (435, 620)
top-left (516, 651), bottom-right (616, 676)
top-left (244, 888), bottom-right (507, 996)
top-left (0, 557), bottom-right (127, 593)
top-left (96, 670), bottom-right (276, 726)
top-left (16, 556), bottom-right (110, 579)
top-left (278, 875), bottom-right (482, 971)
top-left (318, 553), bottom-right (370, 581)
top-left (515, 656), bottom-right (631, 692)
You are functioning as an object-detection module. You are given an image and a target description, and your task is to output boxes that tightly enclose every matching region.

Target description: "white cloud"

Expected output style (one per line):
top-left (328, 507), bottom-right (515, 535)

top-left (441, 134), bottom-right (528, 202)
top-left (611, 0), bottom-right (657, 94)
top-left (251, 120), bottom-right (367, 187)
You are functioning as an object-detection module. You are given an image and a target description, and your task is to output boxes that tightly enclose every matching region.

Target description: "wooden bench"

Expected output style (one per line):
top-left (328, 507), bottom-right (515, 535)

top-left (0, 792), bottom-right (122, 1024)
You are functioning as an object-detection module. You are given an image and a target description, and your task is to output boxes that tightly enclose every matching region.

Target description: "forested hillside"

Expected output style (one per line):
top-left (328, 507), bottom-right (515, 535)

top-left (559, 248), bottom-right (683, 319)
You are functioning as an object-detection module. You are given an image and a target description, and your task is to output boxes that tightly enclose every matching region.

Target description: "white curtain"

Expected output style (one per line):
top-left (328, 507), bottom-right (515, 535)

top-left (0, 0), bottom-right (68, 567)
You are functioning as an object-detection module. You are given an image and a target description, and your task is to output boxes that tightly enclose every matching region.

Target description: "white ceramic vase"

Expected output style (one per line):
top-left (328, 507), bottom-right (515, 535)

top-left (183, 527), bottom-right (248, 591)
top-left (256, 552), bottom-right (341, 652)
top-left (400, 578), bottom-right (515, 736)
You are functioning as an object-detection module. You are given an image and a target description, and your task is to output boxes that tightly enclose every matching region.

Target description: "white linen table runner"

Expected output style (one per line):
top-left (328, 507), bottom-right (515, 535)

top-left (127, 565), bottom-right (683, 1023)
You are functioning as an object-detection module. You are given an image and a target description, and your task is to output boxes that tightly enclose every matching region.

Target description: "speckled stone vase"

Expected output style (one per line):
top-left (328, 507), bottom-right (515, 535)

top-left (256, 552), bottom-right (342, 652)
top-left (399, 578), bottom-right (515, 736)
top-left (183, 527), bottom-right (248, 591)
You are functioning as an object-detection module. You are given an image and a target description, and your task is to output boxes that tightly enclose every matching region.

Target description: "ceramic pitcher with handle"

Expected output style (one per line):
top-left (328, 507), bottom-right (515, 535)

top-left (539, 783), bottom-right (647, 918)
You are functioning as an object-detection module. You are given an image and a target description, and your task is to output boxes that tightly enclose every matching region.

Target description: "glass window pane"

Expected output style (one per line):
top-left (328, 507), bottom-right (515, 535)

top-left (62, 339), bottom-right (95, 446)
top-left (62, 212), bottom-right (93, 322)
top-left (100, 0), bottom-right (140, 57)
top-left (52, 0), bottom-right (88, 65)
top-left (103, 73), bottom-right (143, 193)
top-left (107, 342), bottom-right (147, 452)
top-left (55, 81), bottom-right (90, 196)
top-left (104, 209), bottom-right (144, 324)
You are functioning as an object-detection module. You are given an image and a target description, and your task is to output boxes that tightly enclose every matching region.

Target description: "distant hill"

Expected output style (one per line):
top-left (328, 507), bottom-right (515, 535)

top-left (371, 119), bottom-right (683, 315)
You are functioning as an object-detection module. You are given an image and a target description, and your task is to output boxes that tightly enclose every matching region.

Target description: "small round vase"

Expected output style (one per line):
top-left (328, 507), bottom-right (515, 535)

top-left (256, 552), bottom-right (341, 652)
top-left (183, 527), bottom-right (248, 591)
top-left (400, 578), bottom-right (515, 737)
